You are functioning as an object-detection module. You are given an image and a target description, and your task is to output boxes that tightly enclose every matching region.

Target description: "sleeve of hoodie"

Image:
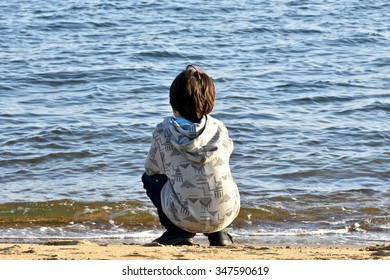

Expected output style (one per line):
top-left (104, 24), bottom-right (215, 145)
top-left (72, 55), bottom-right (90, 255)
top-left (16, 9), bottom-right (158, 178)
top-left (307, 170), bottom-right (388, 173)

top-left (144, 124), bottom-right (165, 176)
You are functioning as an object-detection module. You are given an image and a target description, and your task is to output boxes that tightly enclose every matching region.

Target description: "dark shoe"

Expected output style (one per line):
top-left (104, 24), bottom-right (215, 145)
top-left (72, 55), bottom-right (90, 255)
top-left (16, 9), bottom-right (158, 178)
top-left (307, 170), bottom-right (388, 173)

top-left (206, 231), bottom-right (234, 246)
top-left (153, 230), bottom-right (195, 246)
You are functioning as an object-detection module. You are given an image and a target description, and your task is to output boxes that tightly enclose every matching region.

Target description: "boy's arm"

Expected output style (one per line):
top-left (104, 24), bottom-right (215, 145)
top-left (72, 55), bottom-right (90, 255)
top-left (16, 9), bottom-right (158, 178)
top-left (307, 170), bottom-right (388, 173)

top-left (144, 127), bottom-right (165, 176)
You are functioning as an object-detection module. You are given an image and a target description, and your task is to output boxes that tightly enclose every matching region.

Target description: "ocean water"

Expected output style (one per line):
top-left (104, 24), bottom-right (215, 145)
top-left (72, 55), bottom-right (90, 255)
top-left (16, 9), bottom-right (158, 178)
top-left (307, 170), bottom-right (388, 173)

top-left (0, 0), bottom-right (389, 246)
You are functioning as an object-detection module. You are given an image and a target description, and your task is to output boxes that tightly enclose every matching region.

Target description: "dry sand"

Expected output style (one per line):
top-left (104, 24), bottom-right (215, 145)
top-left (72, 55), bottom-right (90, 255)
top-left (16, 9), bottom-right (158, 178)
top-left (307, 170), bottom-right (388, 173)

top-left (0, 240), bottom-right (389, 260)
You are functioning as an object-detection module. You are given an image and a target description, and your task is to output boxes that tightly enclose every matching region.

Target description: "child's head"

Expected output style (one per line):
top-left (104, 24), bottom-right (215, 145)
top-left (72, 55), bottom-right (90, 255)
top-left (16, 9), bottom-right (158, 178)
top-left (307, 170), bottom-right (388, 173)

top-left (170, 65), bottom-right (216, 122)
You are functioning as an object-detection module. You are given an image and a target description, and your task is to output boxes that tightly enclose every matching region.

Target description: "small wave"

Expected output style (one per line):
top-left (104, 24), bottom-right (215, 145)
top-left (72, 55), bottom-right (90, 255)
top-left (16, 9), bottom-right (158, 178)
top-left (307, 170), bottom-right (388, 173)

top-left (136, 50), bottom-right (184, 58)
top-left (328, 32), bottom-right (387, 46)
top-left (246, 228), bottom-right (349, 237)
top-left (0, 85), bottom-right (14, 91)
top-left (0, 150), bottom-right (92, 166)
top-left (26, 71), bottom-right (89, 86)
top-left (234, 27), bottom-right (275, 35)
top-left (286, 94), bottom-right (355, 105)
top-left (335, 101), bottom-right (390, 115)
top-left (0, 200), bottom-right (155, 229)
top-left (282, 28), bottom-right (324, 35)
top-left (41, 21), bottom-right (94, 32)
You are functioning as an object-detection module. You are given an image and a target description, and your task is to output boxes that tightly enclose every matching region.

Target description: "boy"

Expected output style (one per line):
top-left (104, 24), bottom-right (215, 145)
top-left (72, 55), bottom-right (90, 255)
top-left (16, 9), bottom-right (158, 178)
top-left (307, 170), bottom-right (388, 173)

top-left (142, 65), bottom-right (240, 246)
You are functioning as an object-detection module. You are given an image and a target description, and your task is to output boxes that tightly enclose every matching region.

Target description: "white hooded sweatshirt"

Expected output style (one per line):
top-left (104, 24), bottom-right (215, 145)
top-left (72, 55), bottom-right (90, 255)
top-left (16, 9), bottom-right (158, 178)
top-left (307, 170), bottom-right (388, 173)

top-left (145, 115), bottom-right (240, 233)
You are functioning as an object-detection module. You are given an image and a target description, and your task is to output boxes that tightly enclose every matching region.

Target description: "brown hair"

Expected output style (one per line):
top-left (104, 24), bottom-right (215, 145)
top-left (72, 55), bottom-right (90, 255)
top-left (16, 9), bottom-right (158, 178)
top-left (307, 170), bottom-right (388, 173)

top-left (169, 65), bottom-right (216, 122)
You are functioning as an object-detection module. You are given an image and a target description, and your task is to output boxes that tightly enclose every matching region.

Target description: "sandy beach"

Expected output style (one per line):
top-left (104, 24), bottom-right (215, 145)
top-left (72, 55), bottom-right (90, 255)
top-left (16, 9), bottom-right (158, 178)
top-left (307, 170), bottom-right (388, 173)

top-left (0, 240), bottom-right (389, 260)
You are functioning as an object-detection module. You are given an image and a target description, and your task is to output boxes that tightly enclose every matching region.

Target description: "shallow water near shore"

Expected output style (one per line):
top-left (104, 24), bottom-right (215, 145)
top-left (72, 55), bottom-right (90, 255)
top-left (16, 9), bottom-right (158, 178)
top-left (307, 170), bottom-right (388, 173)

top-left (0, 0), bottom-right (389, 245)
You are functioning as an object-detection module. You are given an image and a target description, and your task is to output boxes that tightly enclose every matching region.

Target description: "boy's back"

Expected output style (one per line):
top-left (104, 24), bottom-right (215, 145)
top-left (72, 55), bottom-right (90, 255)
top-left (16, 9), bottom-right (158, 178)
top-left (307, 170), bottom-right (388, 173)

top-left (145, 114), bottom-right (240, 233)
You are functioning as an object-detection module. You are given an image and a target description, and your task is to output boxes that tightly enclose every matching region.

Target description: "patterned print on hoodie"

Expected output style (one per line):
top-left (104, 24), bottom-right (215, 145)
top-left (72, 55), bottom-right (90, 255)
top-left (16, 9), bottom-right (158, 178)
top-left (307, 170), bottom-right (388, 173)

top-left (145, 115), bottom-right (240, 233)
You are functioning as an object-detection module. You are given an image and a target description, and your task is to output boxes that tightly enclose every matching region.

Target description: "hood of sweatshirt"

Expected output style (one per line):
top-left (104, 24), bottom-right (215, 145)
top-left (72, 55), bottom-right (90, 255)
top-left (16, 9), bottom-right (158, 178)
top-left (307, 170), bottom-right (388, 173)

top-left (162, 115), bottom-right (226, 164)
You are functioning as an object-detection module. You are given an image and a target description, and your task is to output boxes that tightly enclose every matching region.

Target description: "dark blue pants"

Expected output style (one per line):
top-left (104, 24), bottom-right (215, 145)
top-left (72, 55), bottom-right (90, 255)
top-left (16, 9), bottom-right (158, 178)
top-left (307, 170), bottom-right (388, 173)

top-left (142, 172), bottom-right (227, 240)
top-left (142, 172), bottom-right (193, 234)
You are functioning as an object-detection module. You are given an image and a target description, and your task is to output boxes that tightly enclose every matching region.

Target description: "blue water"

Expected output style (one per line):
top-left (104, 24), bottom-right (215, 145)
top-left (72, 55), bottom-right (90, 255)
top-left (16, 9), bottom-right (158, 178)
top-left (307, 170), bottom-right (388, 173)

top-left (0, 0), bottom-right (389, 245)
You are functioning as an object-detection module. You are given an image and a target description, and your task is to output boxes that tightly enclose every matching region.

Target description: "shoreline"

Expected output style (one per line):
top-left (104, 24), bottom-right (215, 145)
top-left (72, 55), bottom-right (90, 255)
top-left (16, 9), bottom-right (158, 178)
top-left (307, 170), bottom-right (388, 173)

top-left (0, 240), bottom-right (389, 260)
